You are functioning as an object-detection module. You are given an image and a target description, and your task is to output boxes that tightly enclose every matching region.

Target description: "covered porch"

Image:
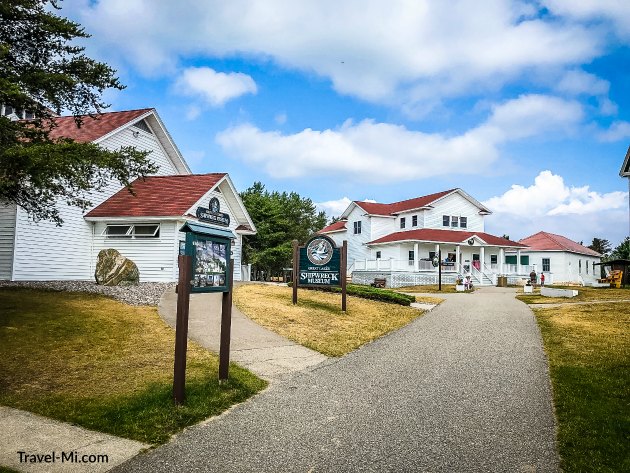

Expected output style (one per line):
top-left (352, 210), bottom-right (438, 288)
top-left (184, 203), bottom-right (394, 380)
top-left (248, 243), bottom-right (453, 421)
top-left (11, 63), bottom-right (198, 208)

top-left (353, 235), bottom-right (530, 286)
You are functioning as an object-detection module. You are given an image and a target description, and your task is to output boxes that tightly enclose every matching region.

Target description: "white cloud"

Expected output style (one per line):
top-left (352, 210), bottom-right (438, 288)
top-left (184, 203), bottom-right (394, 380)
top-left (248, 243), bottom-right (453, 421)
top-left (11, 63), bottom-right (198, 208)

top-left (316, 197), bottom-right (352, 218)
top-left (174, 67), bottom-right (257, 107)
top-left (543, 0), bottom-right (630, 41)
top-left (73, 0), bottom-right (606, 108)
top-left (598, 121), bottom-right (630, 142)
top-left (216, 94), bottom-right (583, 182)
top-left (555, 69), bottom-right (609, 96)
top-left (483, 170), bottom-right (628, 242)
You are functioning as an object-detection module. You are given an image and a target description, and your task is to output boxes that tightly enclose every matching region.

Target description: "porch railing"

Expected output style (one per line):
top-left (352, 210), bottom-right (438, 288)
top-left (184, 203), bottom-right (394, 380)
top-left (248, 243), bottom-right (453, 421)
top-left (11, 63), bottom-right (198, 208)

top-left (354, 259), bottom-right (458, 272)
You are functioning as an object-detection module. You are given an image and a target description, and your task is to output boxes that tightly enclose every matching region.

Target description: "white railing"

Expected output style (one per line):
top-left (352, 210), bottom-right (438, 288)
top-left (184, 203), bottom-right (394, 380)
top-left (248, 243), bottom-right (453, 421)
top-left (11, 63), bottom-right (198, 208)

top-left (354, 259), bottom-right (457, 272)
top-left (503, 264), bottom-right (535, 275)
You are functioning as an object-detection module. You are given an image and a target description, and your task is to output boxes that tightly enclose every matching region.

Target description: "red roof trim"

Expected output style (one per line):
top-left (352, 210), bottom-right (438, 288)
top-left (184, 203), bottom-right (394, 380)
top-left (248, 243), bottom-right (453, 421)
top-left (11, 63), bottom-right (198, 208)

top-left (48, 108), bottom-right (154, 143)
top-left (85, 173), bottom-right (227, 218)
top-left (353, 189), bottom-right (458, 216)
top-left (319, 220), bottom-right (347, 233)
top-left (518, 231), bottom-right (601, 256)
top-left (368, 228), bottom-right (527, 247)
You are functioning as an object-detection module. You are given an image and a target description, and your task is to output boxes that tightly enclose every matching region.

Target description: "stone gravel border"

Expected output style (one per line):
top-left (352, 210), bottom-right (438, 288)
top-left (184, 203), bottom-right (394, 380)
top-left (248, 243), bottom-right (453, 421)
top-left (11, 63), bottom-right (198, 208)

top-left (0, 280), bottom-right (174, 306)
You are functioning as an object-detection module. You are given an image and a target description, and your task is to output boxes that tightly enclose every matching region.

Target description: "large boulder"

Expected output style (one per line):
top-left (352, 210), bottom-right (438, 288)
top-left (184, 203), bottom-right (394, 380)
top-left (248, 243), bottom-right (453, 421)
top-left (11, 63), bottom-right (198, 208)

top-left (95, 249), bottom-right (139, 286)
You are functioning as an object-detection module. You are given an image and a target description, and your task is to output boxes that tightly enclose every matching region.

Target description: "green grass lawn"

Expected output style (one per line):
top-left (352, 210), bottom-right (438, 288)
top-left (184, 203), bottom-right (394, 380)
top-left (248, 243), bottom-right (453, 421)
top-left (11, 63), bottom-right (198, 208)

top-left (0, 288), bottom-right (266, 445)
top-left (535, 302), bottom-right (629, 472)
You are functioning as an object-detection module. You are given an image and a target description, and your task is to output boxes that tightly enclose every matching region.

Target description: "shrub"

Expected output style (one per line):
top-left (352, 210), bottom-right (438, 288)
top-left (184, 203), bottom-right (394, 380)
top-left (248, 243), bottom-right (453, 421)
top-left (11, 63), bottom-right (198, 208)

top-left (287, 282), bottom-right (415, 306)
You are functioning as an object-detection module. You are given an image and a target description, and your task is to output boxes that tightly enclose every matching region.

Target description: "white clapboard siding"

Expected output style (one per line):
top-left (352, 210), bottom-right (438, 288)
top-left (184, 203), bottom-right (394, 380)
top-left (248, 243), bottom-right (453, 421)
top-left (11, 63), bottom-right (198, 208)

top-left (370, 216), bottom-right (395, 240)
top-left (93, 222), bottom-right (178, 282)
top-left (181, 188), bottom-right (244, 281)
top-left (423, 192), bottom-right (484, 232)
top-left (11, 124), bottom-right (187, 281)
top-left (98, 126), bottom-right (179, 176)
top-left (0, 202), bottom-right (17, 279)
top-left (345, 206), bottom-right (371, 264)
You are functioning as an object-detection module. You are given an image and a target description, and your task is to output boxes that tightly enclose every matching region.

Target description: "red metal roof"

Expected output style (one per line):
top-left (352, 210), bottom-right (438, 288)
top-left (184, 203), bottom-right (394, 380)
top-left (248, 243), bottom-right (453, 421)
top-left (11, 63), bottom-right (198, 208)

top-left (355, 189), bottom-right (456, 215)
top-left (48, 109), bottom-right (153, 142)
top-left (518, 231), bottom-right (601, 256)
top-left (85, 173), bottom-right (226, 218)
top-left (319, 220), bottom-right (347, 233)
top-left (368, 228), bottom-right (527, 247)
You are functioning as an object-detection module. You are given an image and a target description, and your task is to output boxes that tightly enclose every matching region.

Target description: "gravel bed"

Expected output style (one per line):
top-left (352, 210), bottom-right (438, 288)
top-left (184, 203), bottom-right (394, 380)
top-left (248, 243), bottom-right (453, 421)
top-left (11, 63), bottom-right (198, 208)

top-left (0, 280), bottom-right (174, 306)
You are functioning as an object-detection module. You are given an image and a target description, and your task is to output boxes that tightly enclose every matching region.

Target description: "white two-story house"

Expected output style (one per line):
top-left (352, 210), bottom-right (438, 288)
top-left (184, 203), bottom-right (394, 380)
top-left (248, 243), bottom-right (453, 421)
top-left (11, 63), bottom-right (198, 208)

top-left (319, 188), bottom-right (527, 287)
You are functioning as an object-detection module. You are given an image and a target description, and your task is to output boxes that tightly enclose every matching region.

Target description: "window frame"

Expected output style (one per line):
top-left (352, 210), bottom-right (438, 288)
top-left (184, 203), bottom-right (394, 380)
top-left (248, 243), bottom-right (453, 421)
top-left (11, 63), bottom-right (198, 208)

top-left (542, 258), bottom-right (550, 272)
top-left (353, 221), bottom-right (362, 235)
top-left (451, 216), bottom-right (459, 228)
top-left (412, 215), bottom-right (418, 227)
top-left (103, 223), bottom-right (161, 239)
top-left (400, 217), bottom-right (406, 229)
top-left (442, 215), bottom-right (450, 227)
top-left (376, 251), bottom-right (381, 259)
top-left (460, 216), bottom-right (467, 228)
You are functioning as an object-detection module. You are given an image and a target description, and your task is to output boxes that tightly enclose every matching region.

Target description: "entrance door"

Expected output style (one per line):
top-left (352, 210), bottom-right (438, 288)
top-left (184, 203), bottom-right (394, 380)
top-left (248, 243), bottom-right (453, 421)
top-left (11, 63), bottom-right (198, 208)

top-left (472, 253), bottom-right (480, 270)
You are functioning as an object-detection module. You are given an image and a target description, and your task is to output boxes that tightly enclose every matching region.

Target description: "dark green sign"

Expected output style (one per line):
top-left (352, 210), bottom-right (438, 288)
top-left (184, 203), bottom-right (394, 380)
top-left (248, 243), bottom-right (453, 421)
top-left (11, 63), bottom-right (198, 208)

top-left (298, 235), bottom-right (341, 286)
top-left (180, 222), bottom-right (233, 293)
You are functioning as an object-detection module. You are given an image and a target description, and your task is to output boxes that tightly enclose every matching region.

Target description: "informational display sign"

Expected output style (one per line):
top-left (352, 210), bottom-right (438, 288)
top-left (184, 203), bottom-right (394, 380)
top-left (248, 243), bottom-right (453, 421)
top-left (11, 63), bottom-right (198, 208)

top-left (196, 197), bottom-right (230, 227)
top-left (298, 235), bottom-right (341, 286)
top-left (181, 222), bottom-right (232, 293)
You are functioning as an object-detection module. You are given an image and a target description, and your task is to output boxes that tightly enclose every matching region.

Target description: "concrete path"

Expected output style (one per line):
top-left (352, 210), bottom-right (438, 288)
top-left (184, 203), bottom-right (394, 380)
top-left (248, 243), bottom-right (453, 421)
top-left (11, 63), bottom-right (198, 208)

top-left (158, 286), bottom-right (327, 381)
top-left (115, 286), bottom-right (559, 472)
top-left (0, 407), bottom-right (148, 473)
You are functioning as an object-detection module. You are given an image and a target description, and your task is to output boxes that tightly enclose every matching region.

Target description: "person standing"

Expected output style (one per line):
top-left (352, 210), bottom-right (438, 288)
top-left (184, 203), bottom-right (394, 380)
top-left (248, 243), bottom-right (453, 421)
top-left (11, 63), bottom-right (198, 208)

top-left (530, 269), bottom-right (537, 286)
top-left (540, 273), bottom-right (545, 286)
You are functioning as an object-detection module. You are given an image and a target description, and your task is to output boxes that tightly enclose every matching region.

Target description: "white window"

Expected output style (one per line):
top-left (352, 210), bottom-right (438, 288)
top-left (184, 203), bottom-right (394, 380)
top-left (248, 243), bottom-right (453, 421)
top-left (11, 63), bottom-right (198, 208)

top-left (542, 258), bottom-right (550, 272)
top-left (412, 215), bottom-right (418, 227)
top-left (353, 221), bottom-right (362, 234)
top-left (400, 217), bottom-right (406, 229)
top-left (442, 215), bottom-right (450, 227)
top-left (460, 217), bottom-right (467, 228)
top-left (104, 224), bottom-right (160, 239)
top-left (376, 251), bottom-right (381, 259)
top-left (451, 216), bottom-right (458, 228)
top-left (408, 250), bottom-right (414, 265)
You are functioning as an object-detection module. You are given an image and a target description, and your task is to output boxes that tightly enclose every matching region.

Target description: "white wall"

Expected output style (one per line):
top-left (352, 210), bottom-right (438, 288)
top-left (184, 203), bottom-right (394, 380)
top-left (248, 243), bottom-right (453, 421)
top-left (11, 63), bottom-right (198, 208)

top-left (11, 124), bottom-right (186, 281)
top-left (0, 203), bottom-right (16, 279)
top-left (93, 221), bottom-right (179, 282)
top-left (371, 216), bottom-right (395, 240)
top-left (525, 251), bottom-right (601, 284)
top-left (345, 206), bottom-right (371, 265)
top-left (423, 192), bottom-right (484, 232)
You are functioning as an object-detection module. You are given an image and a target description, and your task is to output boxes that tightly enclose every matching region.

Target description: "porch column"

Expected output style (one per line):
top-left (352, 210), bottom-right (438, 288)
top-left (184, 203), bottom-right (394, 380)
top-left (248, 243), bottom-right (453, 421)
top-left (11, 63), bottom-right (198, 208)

top-left (517, 249), bottom-right (521, 275)
top-left (414, 242), bottom-right (419, 271)
top-left (456, 245), bottom-right (461, 273)
top-left (480, 246), bottom-right (485, 272)
top-left (499, 248), bottom-right (505, 274)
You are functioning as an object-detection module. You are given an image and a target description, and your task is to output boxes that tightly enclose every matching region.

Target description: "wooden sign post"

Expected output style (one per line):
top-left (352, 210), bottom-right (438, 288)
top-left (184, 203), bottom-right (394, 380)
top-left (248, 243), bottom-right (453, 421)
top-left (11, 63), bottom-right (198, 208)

top-left (293, 236), bottom-right (347, 311)
top-left (173, 222), bottom-right (234, 405)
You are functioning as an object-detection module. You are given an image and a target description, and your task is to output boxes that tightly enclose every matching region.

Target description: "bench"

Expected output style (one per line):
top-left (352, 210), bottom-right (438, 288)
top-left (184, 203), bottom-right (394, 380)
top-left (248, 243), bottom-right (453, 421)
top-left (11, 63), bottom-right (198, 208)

top-left (599, 270), bottom-right (623, 288)
top-left (371, 278), bottom-right (386, 288)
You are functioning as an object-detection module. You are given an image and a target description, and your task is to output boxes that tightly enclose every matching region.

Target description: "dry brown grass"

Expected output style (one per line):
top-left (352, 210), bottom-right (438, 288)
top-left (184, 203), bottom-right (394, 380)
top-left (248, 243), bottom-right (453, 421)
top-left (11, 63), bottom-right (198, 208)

top-left (234, 284), bottom-right (425, 356)
top-left (517, 285), bottom-right (630, 305)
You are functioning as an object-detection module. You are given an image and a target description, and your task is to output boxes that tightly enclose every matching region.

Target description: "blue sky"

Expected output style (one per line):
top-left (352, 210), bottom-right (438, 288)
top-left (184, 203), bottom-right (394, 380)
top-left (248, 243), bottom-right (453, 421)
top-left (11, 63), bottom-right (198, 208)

top-left (64, 0), bottom-right (629, 247)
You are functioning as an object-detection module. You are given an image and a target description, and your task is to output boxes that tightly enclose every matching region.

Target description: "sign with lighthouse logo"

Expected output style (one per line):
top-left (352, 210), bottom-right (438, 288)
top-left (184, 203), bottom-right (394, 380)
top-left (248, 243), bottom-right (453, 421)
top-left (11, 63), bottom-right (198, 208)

top-left (298, 235), bottom-right (341, 286)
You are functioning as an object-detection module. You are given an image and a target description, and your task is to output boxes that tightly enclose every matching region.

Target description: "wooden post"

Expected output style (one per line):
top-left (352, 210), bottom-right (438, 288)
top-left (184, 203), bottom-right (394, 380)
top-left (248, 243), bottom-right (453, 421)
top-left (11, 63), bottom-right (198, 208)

top-left (438, 249), bottom-right (442, 291)
top-left (341, 240), bottom-right (348, 311)
top-left (219, 259), bottom-right (234, 383)
top-left (292, 240), bottom-right (299, 305)
top-left (173, 255), bottom-right (192, 405)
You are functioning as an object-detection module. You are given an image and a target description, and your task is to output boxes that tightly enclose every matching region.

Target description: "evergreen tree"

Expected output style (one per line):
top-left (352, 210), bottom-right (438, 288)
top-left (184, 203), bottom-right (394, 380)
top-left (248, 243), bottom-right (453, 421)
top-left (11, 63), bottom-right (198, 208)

top-left (0, 0), bottom-right (157, 225)
top-left (611, 237), bottom-right (630, 260)
top-left (240, 182), bottom-right (327, 279)
top-left (588, 238), bottom-right (612, 256)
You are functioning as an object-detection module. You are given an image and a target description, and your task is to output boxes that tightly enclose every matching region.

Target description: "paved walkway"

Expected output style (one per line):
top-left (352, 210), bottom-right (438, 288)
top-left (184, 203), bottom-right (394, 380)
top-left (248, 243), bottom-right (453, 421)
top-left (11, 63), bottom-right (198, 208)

top-left (0, 407), bottom-right (148, 472)
top-left (158, 285), bottom-right (328, 381)
top-left (115, 286), bottom-right (560, 472)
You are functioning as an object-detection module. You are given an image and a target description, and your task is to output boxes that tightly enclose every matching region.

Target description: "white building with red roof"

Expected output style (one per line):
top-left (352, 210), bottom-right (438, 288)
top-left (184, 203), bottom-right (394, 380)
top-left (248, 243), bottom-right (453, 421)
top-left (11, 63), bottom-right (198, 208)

top-left (319, 189), bottom-right (527, 287)
top-left (0, 109), bottom-right (256, 282)
top-left (514, 231), bottom-right (601, 285)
